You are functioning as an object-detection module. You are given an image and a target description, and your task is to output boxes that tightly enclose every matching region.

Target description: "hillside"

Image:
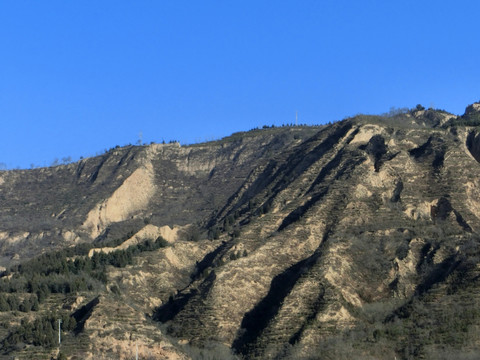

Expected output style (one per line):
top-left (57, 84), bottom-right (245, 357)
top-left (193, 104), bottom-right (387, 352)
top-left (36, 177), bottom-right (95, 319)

top-left (1, 104), bottom-right (480, 359)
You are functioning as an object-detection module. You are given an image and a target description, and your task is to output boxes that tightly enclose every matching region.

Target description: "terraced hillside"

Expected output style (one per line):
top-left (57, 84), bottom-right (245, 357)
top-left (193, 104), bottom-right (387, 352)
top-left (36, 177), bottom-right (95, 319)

top-left (1, 104), bottom-right (480, 359)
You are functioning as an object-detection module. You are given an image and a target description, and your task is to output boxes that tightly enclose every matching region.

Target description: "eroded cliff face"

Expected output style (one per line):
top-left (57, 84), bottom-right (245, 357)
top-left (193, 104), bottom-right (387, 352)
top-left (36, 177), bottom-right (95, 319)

top-left (2, 107), bottom-right (480, 359)
top-left (0, 127), bottom-right (317, 267)
top-left (148, 114), bottom-right (480, 359)
top-left (82, 162), bottom-right (157, 238)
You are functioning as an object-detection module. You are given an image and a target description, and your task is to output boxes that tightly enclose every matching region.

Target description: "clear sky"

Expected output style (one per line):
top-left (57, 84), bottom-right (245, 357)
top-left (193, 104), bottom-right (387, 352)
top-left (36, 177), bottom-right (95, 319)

top-left (1, 1), bottom-right (479, 169)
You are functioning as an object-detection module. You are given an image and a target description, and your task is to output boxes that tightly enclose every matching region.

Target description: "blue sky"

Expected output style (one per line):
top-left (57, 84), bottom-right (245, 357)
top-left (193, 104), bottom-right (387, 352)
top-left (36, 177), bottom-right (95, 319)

top-left (1, 1), bottom-right (479, 169)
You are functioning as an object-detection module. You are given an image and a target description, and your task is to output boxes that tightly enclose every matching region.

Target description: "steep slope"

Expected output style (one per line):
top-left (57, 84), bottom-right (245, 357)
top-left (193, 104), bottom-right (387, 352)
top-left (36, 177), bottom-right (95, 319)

top-left (2, 104), bottom-right (480, 359)
top-left (151, 109), bottom-right (480, 359)
top-left (0, 127), bottom-right (317, 269)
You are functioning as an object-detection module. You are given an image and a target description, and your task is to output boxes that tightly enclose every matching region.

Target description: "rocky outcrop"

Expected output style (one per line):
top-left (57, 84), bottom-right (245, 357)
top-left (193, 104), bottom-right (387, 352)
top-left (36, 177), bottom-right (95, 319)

top-left (467, 130), bottom-right (480, 163)
top-left (464, 102), bottom-right (480, 116)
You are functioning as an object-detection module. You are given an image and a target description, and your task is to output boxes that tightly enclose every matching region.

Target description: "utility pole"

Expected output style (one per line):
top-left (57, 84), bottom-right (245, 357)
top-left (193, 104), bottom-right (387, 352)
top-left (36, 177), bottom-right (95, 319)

top-left (296, 111), bottom-right (298, 126)
top-left (58, 319), bottom-right (62, 345)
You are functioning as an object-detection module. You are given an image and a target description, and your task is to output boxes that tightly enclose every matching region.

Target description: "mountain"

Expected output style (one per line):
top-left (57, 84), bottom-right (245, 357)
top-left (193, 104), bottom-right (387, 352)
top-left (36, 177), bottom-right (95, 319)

top-left (1, 104), bottom-right (480, 359)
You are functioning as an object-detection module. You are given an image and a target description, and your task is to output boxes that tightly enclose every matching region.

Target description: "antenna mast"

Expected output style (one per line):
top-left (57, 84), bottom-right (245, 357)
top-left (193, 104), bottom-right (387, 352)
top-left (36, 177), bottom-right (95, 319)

top-left (296, 111), bottom-right (298, 126)
top-left (58, 319), bottom-right (62, 345)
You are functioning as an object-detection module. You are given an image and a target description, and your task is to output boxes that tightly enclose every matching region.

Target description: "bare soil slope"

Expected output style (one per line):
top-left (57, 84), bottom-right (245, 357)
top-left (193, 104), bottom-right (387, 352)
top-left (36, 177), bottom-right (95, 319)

top-left (1, 105), bottom-right (480, 359)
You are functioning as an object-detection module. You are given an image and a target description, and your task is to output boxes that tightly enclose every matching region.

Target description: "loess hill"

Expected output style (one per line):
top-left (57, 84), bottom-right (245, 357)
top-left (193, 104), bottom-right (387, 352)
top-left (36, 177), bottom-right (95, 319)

top-left (1, 104), bottom-right (480, 359)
